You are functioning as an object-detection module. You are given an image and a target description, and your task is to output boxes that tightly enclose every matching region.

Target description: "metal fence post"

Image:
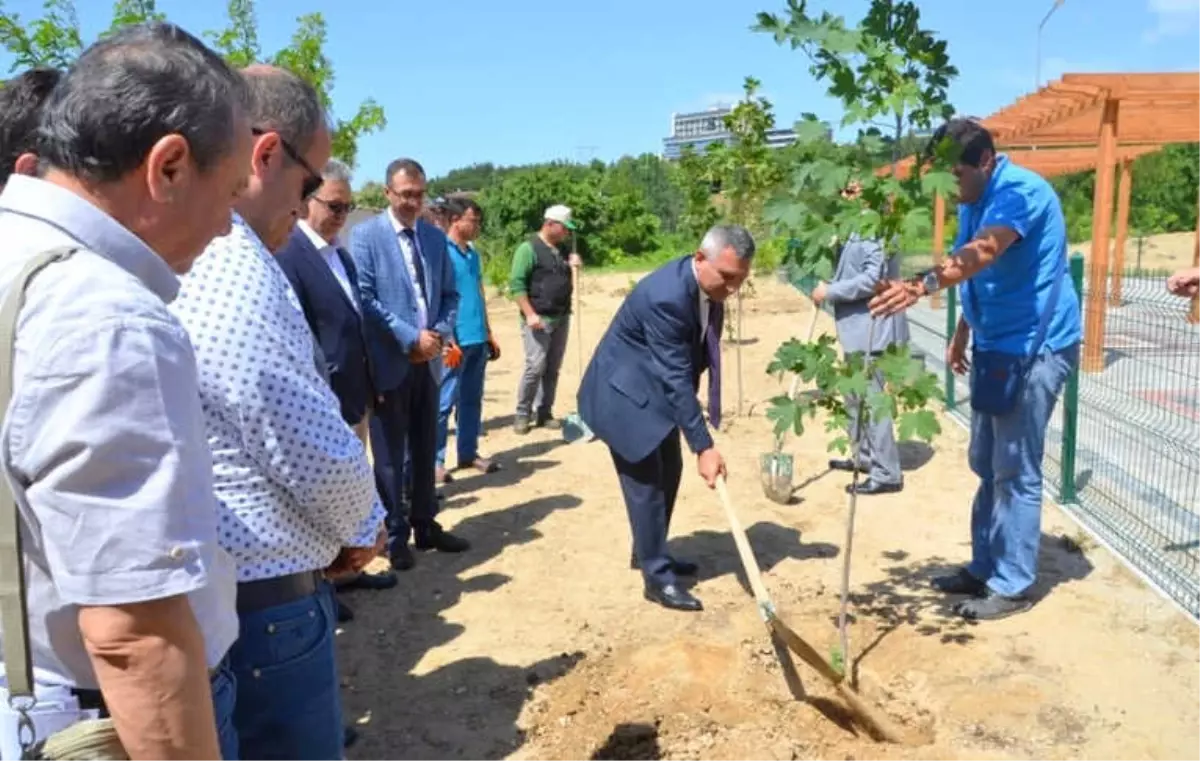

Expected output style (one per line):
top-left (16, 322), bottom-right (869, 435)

top-left (1060, 252), bottom-right (1085, 503)
top-left (944, 285), bottom-right (957, 411)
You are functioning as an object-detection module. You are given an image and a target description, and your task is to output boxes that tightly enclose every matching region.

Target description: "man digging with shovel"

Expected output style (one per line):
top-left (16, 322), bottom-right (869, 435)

top-left (577, 225), bottom-right (754, 611)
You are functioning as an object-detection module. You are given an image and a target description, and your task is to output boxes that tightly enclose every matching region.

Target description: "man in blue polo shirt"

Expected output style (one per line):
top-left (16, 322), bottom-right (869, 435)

top-left (436, 196), bottom-right (502, 484)
top-left (871, 118), bottom-right (1081, 621)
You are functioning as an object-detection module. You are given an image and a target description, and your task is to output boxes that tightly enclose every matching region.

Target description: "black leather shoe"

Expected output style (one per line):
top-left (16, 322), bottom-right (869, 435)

top-left (829, 458), bottom-right (868, 473)
top-left (343, 726), bottom-right (359, 749)
top-left (846, 479), bottom-right (903, 495)
top-left (932, 568), bottom-right (987, 596)
top-left (514, 416), bottom-right (531, 435)
top-left (536, 415), bottom-right (562, 430)
top-left (954, 590), bottom-right (1032, 620)
top-left (644, 582), bottom-right (703, 611)
top-left (391, 544), bottom-right (416, 571)
top-left (336, 598), bottom-right (354, 623)
top-left (337, 569), bottom-right (399, 591)
top-left (415, 525), bottom-right (471, 553)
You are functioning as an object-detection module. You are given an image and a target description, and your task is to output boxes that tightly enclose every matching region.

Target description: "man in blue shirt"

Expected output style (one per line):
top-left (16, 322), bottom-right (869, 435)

top-left (871, 118), bottom-right (1081, 621)
top-left (436, 196), bottom-right (502, 483)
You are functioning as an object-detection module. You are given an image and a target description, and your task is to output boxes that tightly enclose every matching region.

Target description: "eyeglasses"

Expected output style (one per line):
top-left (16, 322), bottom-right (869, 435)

top-left (386, 186), bottom-right (425, 202)
top-left (314, 197), bottom-right (356, 216)
top-left (251, 127), bottom-right (323, 200)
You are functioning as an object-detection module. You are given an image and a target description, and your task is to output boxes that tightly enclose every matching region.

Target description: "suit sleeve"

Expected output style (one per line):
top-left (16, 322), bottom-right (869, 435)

top-left (432, 237), bottom-right (459, 341)
top-left (351, 224), bottom-right (420, 352)
top-left (277, 255), bottom-right (319, 339)
top-left (824, 239), bottom-right (885, 304)
top-left (643, 295), bottom-right (714, 455)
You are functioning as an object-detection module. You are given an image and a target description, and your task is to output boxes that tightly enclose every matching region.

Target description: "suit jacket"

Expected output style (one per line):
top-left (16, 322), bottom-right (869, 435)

top-left (577, 256), bottom-right (714, 464)
top-left (825, 235), bottom-right (909, 354)
top-left (349, 212), bottom-right (458, 392)
top-left (276, 225), bottom-right (374, 424)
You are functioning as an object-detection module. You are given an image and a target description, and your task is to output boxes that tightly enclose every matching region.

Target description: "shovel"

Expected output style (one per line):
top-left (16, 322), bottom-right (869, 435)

top-left (562, 254), bottom-right (595, 444)
top-left (714, 476), bottom-right (903, 743)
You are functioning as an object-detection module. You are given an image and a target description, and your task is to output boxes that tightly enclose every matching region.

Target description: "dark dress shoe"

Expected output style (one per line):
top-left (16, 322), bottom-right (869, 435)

top-left (415, 525), bottom-right (470, 553)
top-left (536, 415), bottom-right (562, 430)
top-left (391, 544), bottom-right (416, 571)
top-left (336, 598), bottom-right (354, 623)
top-left (338, 569), bottom-right (399, 591)
top-left (954, 589), bottom-right (1032, 620)
top-left (829, 458), bottom-right (868, 473)
top-left (932, 568), bottom-right (987, 596)
top-left (343, 725), bottom-right (359, 749)
top-left (845, 478), bottom-right (903, 495)
top-left (644, 582), bottom-right (703, 611)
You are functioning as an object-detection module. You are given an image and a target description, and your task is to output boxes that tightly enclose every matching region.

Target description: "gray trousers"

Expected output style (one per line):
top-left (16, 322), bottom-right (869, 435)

top-left (517, 317), bottom-right (570, 420)
top-left (846, 367), bottom-right (902, 485)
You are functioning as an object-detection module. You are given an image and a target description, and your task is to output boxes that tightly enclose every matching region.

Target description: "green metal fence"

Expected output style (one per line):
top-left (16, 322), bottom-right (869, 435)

top-left (786, 253), bottom-right (1200, 618)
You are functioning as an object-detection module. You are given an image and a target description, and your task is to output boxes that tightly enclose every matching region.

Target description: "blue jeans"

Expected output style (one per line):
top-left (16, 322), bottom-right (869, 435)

top-left (966, 344), bottom-right (1078, 597)
top-left (212, 659), bottom-right (239, 759)
top-left (227, 581), bottom-right (343, 760)
top-left (437, 343), bottom-right (488, 467)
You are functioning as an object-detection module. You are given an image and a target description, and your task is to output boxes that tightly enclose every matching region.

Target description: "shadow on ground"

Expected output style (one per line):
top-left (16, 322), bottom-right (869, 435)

top-left (670, 522), bottom-right (839, 595)
top-left (846, 534), bottom-right (1095, 684)
top-left (589, 721), bottom-right (663, 760)
top-left (337, 493), bottom-right (585, 759)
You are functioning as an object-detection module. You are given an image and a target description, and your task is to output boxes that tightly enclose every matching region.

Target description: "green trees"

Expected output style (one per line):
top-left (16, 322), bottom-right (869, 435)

top-left (0, 0), bottom-right (385, 168)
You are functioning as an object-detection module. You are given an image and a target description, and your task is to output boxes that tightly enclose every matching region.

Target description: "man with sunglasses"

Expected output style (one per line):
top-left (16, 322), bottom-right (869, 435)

top-left (171, 65), bottom-right (385, 759)
top-left (276, 158), bottom-right (400, 619)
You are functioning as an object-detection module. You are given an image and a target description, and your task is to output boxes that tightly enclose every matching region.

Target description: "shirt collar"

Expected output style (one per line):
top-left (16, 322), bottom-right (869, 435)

top-left (387, 207), bottom-right (414, 236)
top-left (448, 237), bottom-right (475, 256)
top-left (0, 174), bottom-right (180, 302)
top-left (297, 219), bottom-right (337, 252)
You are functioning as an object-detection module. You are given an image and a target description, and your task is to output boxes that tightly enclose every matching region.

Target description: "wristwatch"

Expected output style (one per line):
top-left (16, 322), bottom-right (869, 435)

top-left (921, 269), bottom-right (941, 295)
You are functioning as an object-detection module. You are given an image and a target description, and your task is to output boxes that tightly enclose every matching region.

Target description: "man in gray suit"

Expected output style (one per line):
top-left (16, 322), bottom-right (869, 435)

top-left (812, 187), bottom-right (909, 495)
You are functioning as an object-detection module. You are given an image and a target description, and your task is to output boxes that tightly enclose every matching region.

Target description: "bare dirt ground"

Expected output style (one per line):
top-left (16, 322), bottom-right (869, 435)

top-left (1072, 231), bottom-right (1196, 273)
top-left (336, 268), bottom-right (1199, 761)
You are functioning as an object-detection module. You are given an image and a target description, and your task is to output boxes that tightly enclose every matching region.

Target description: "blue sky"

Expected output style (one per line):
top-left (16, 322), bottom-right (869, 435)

top-left (2, 0), bottom-right (1198, 187)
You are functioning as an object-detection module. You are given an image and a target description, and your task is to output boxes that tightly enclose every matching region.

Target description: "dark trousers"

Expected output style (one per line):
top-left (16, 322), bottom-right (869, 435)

top-left (371, 366), bottom-right (440, 555)
top-left (611, 431), bottom-right (683, 587)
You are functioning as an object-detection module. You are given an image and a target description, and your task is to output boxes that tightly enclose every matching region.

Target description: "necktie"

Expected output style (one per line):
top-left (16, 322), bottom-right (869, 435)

top-left (400, 228), bottom-right (428, 305)
top-left (705, 300), bottom-right (724, 429)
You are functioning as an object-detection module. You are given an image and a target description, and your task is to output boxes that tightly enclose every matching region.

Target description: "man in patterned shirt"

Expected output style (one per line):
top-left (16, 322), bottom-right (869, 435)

top-left (170, 65), bottom-right (385, 760)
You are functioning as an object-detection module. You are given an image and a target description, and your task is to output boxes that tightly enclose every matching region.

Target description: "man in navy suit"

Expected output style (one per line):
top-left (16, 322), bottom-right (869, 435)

top-left (276, 158), bottom-right (400, 615)
top-left (350, 158), bottom-right (469, 570)
top-left (578, 224), bottom-right (755, 611)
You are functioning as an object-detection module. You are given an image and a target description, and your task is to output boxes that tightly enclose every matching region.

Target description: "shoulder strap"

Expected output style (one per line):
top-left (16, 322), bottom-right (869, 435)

top-left (0, 246), bottom-right (81, 700)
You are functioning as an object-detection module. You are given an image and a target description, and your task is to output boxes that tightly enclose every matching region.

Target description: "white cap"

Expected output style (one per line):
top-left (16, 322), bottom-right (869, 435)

top-left (543, 204), bottom-right (577, 230)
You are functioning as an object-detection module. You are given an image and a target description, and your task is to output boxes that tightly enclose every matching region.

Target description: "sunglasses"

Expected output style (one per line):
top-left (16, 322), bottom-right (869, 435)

top-left (251, 127), bottom-right (323, 200)
top-left (314, 197), bottom-right (356, 216)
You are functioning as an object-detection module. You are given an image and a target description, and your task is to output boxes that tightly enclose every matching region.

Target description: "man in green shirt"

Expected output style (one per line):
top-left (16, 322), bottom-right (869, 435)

top-left (509, 203), bottom-right (582, 433)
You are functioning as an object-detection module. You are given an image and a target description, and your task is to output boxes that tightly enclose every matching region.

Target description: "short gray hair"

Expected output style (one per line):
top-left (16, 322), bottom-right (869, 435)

top-left (241, 65), bottom-right (327, 152)
top-left (321, 158), bottom-right (352, 184)
top-left (37, 22), bottom-right (248, 183)
top-left (701, 224), bottom-right (756, 261)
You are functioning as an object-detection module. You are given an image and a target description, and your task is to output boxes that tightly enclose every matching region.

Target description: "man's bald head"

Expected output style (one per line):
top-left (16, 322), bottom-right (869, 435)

top-left (240, 64), bottom-right (327, 151)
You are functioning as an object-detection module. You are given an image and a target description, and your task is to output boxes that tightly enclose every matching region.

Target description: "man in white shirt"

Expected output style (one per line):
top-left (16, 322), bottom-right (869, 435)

top-left (0, 23), bottom-right (251, 760)
top-left (170, 65), bottom-right (385, 760)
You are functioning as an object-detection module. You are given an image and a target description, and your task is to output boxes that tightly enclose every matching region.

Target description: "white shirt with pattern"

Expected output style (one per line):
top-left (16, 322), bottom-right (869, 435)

top-left (170, 214), bottom-right (384, 583)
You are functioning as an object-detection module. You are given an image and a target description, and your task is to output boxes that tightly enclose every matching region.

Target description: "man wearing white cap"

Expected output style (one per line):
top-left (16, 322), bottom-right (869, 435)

top-left (508, 203), bottom-right (582, 433)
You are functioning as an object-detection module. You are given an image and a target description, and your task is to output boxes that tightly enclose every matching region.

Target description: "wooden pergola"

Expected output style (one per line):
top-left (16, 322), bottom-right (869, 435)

top-left (928, 73), bottom-right (1199, 373)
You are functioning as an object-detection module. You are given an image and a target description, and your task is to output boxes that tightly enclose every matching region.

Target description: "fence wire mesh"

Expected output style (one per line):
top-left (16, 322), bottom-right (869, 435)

top-left (784, 254), bottom-right (1200, 619)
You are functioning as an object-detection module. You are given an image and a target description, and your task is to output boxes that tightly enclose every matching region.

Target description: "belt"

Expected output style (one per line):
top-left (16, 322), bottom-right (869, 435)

top-left (72, 659), bottom-right (226, 717)
top-left (236, 570), bottom-right (322, 614)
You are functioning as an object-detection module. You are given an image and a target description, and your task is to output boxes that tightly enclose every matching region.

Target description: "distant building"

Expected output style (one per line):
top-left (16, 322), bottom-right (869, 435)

top-left (662, 106), bottom-right (799, 160)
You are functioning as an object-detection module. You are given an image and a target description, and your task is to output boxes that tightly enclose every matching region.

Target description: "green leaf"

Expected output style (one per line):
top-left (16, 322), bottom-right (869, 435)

top-left (897, 409), bottom-right (941, 442)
